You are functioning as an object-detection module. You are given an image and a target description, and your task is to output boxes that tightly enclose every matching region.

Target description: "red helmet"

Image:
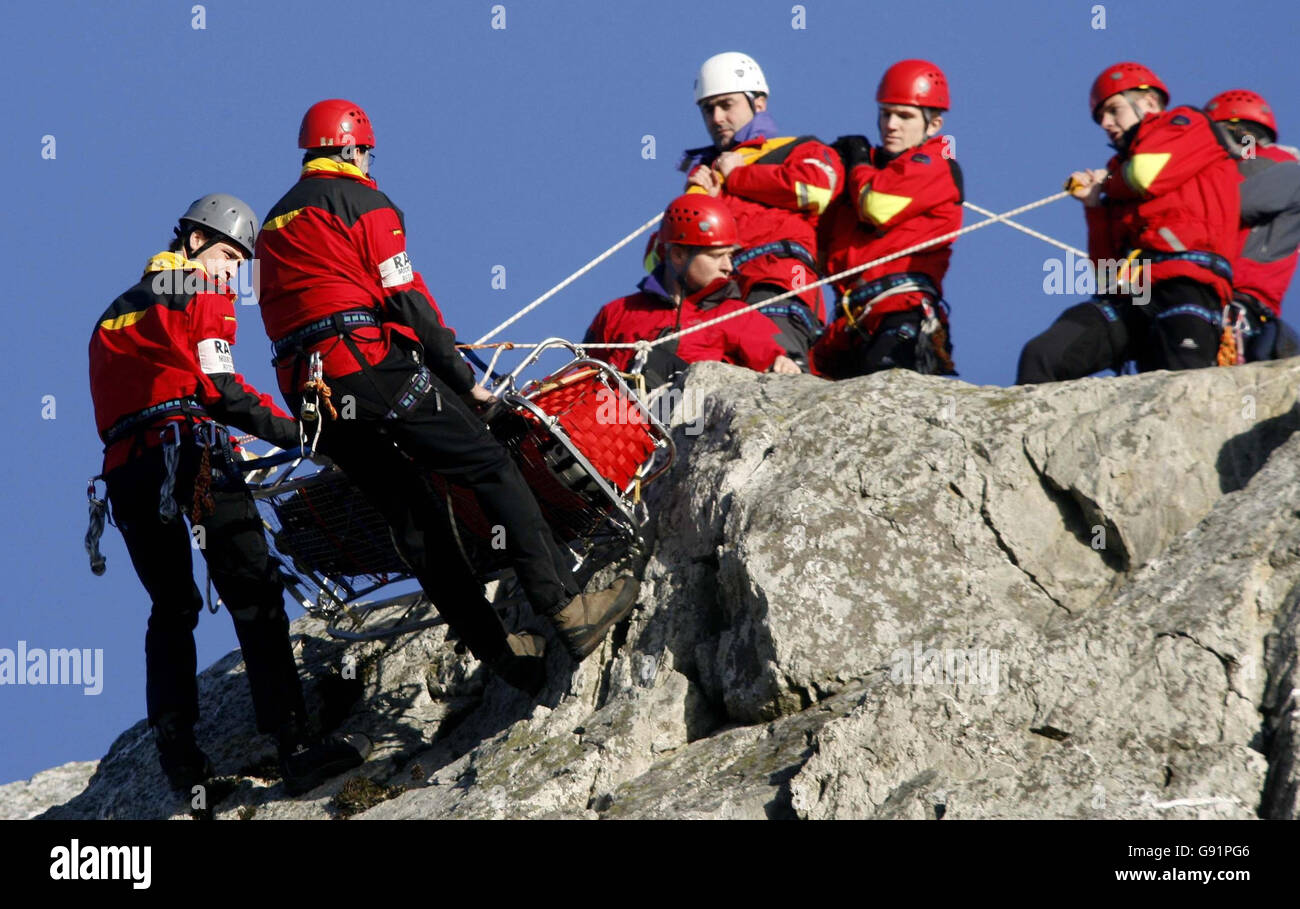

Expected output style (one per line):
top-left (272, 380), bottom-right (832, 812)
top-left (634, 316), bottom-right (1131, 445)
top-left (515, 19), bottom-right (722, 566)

top-left (876, 60), bottom-right (950, 111)
top-left (1090, 62), bottom-right (1168, 122)
top-left (298, 99), bottom-right (375, 149)
top-left (659, 195), bottom-right (739, 248)
top-left (1205, 89), bottom-right (1278, 140)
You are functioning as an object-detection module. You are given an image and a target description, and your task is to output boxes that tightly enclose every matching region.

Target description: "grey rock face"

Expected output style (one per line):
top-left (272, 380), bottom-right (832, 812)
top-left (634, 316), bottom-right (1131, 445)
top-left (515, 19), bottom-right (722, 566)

top-left (14, 359), bottom-right (1300, 820)
top-left (0, 761), bottom-right (99, 820)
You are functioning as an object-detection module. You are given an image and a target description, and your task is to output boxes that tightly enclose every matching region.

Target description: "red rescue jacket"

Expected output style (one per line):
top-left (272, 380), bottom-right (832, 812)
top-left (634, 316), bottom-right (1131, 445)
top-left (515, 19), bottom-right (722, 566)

top-left (813, 135), bottom-right (963, 373)
top-left (584, 271), bottom-right (785, 376)
top-left (1087, 106), bottom-right (1241, 305)
top-left (1233, 143), bottom-right (1300, 316)
top-left (89, 252), bottom-right (297, 473)
top-left (684, 135), bottom-right (843, 320)
top-left (255, 159), bottom-right (474, 397)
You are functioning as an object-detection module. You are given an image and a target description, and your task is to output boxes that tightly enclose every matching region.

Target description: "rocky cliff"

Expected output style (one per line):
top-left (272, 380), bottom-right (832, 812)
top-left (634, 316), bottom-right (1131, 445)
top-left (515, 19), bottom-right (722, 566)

top-left (15, 359), bottom-right (1300, 820)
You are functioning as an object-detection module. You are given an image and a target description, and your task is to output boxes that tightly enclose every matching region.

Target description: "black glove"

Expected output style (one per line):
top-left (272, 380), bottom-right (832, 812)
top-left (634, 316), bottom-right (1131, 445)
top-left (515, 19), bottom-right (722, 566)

top-left (833, 135), bottom-right (873, 172)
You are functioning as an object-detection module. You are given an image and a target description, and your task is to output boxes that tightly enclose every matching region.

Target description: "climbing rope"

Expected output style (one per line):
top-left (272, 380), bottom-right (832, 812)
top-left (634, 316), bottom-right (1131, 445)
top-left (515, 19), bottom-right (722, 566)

top-left (1218, 303), bottom-right (1249, 367)
top-left (191, 436), bottom-right (216, 525)
top-left (621, 190), bottom-right (1073, 351)
top-left (303, 375), bottom-right (339, 421)
top-left (473, 211), bottom-right (666, 345)
top-left (460, 191), bottom-right (1083, 358)
top-left (85, 477), bottom-right (108, 576)
top-left (961, 201), bottom-right (1088, 259)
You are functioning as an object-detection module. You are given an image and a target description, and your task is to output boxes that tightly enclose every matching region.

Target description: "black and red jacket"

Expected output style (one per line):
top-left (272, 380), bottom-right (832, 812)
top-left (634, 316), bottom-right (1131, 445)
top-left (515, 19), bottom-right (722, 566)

top-left (682, 132), bottom-right (843, 320)
top-left (89, 252), bottom-right (298, 473)
top-left (1087, 106), bottom-right (1241, 304)
top-left (255, 158), bottom-right (474, 397)
top-left (817, 134), bottom-right (963, 337)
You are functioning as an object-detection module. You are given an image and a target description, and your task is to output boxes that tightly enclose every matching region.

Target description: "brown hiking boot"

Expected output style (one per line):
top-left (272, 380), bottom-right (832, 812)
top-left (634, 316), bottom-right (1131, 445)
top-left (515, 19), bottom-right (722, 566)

top-left (549, 576), bottom-right (640, 661)
top-left (490, 632), bottom-right (548, 695)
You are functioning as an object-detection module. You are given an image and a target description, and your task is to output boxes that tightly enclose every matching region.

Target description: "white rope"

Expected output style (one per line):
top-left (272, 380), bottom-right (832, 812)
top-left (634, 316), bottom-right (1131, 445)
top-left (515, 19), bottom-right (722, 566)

top-left (467, 189), bottom-right (1073, 354)
top-left (472, 211), bottom-right (665, 345)
top-left (962, 201), bottom-right (1087, 259)
top-left (579, 190), bottom-right (1073, 350)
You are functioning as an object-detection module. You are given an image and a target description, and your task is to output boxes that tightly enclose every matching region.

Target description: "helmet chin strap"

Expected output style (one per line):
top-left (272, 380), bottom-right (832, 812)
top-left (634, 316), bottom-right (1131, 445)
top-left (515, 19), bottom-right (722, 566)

top-left (667, 248), bottom-right (699, 303)
top-left (182, 225), bottom-right (219, 262)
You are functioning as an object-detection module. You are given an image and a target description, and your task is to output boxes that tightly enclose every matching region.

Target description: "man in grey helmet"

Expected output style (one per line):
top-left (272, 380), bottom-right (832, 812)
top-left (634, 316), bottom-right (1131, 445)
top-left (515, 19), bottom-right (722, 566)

top-left (89, 194), bottom-right (371, 798)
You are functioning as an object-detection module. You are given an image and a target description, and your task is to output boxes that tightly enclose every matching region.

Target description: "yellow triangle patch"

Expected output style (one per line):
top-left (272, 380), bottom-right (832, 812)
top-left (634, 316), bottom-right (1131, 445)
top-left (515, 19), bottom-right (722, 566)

top-left (263, 207), bottom-right (304, 232)
top-left (1125, 153), bottom-right (1171, 193)
top-left (862, 190), bottom-right (913, 226)
top-left (101, 310), bottom-right (147, 331)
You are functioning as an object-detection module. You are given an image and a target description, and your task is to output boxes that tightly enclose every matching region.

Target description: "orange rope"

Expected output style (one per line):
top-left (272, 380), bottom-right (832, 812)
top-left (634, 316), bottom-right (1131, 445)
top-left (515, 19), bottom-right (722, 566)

top-left (1217, 324), bottom-right (1238, 367)
top-left (1217, 304), bottom-right (1246, 367)
top-left (930, 323), bottom-right (957, 375)
top-left (304, 377), bottom-right (339, 420)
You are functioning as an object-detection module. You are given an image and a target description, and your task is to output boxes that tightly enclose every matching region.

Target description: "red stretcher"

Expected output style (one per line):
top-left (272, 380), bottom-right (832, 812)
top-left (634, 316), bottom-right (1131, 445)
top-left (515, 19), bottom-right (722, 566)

top-left (241, 339), bottom-right (674, 641)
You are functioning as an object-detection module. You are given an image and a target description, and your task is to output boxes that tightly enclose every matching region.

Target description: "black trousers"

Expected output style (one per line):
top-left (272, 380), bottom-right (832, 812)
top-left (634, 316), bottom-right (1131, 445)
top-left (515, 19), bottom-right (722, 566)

top-left (1017, 279), bottom-right (1223, 384)
top-left (823, 309), bottom-right (928, 379)
top-left (302, 342), bottom-right (580, 661)
top-left (747, 284), bottom-right (822, 367)
top-left (106, 439), bottom-right (307, 735)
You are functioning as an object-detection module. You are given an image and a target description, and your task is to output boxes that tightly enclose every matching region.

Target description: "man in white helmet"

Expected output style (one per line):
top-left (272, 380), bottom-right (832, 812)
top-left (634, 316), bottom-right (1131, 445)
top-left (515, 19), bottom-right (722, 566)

top-left (677, 52), bottom-right (844, 370)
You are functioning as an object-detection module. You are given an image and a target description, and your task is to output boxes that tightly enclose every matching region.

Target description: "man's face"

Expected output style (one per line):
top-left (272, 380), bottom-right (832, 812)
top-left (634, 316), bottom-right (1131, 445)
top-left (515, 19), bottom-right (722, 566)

top-left (1096, 91), bottom-right (1159, 142)
top-left (878, 104), bottom-right (936, 155)
top-left (699, 92), bottom-right (759, 149)
top-left (189, 231), bottom-right (246, 287)
top-left (672, 245), bottom-right (736, 291)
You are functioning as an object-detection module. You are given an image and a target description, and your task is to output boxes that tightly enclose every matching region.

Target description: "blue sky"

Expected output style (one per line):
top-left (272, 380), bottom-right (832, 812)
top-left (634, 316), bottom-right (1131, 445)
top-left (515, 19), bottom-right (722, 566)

top-left (3, 0), bottom-right (1297, 784)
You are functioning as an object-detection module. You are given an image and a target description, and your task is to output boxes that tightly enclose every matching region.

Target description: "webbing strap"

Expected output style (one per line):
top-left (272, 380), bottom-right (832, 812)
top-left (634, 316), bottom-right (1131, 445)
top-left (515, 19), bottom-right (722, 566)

top-left (103, 398), bottom-right (206, 447)
top-left (845, 272), bottom-right (939, 312)
top-left (385, 365), bottom-right (439, 420)
top-left (1144, 249), bottom-right (1234, 283)
top-left (271, 309), bottom-right (379, 361)
top-left (732, 240), bottom-right (818, 272)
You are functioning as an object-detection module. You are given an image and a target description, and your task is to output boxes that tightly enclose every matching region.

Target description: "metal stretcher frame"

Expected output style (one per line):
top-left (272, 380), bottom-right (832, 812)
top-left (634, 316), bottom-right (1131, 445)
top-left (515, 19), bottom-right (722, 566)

top-left (238, 340), bottom-right (675, 642)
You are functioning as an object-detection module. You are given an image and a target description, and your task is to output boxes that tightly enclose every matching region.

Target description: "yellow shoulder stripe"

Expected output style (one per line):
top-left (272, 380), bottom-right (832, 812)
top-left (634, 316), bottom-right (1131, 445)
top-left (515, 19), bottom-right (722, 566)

top-left (1125, 152), bottom-right (1172, 194)
top-left (101, 310), bottom-right (147, 331)
top-left (263, 207), bottom-right (304, 232)
top-left (862, 189), bottom-right (913, 226)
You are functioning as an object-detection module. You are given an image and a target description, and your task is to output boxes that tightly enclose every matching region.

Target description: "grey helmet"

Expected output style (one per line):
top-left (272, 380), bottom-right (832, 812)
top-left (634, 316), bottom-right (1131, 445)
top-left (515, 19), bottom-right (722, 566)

top-left (178, 193), bottom-right (259, 258)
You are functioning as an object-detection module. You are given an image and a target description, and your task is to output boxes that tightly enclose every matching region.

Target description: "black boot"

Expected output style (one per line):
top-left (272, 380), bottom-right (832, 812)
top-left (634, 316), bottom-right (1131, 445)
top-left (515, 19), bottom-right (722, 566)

top-left (277, 711), bottom-right (372, 796)
top-left (153, 714), bottom-right (214, 793)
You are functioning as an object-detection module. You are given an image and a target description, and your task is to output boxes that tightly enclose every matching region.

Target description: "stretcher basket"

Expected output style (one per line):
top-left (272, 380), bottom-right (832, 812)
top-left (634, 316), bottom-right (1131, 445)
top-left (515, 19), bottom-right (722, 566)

top-left (241, 339), bottom-right (674, 641)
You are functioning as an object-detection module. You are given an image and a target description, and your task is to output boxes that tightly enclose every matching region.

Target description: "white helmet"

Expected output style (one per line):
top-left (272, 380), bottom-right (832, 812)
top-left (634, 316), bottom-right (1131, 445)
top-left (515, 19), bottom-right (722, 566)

top-left (693, 52), bottom-right (769, 104)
